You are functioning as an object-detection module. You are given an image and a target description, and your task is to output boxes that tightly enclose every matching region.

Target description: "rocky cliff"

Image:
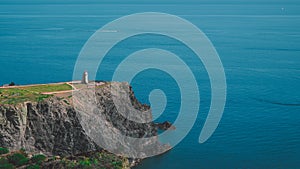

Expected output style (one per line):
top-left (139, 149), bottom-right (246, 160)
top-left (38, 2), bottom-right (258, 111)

top-left (0, 82), bottom-right (168, 159)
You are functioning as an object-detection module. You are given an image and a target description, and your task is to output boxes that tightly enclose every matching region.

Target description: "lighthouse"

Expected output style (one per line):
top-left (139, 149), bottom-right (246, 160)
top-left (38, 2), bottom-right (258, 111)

top-left (82, 71), bottom-right (88, 84)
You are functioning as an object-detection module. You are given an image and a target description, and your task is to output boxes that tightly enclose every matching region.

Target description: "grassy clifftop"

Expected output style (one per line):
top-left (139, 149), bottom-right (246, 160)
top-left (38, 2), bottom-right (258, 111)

top-left (0, 83), bottom-right (72, 105)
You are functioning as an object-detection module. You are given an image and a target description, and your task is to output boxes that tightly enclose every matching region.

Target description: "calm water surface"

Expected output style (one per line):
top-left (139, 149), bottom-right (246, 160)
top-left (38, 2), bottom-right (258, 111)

top-left (0, 1), bottom-right (299, 168)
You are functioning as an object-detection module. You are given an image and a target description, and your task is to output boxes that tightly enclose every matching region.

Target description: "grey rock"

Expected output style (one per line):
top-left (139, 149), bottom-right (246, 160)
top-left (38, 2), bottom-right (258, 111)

top-left (0, 82), bottom-right (170, 158)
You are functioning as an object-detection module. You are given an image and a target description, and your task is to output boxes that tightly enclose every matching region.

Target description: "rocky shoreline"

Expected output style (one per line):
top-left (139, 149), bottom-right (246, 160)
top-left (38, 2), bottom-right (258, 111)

top-left (0, 82), bottom-right (172, 168)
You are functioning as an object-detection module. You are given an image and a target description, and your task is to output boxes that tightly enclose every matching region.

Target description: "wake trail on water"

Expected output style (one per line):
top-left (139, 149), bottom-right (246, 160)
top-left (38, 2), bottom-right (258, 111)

top-left (252, 97), bottom-right (300, 107)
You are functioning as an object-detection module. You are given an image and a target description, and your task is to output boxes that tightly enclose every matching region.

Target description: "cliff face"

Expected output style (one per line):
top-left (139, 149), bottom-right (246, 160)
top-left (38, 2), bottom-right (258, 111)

top-left (0, 82), bottom-right (163, 158)
top-left (0, 99), bottom-right (98, 156)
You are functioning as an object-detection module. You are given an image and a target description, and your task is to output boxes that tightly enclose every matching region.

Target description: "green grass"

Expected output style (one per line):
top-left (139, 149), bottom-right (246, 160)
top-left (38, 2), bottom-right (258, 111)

top-left (0, 83), bottom-right (72, 105)
top-left (21, 83), bottom-right (72, 93)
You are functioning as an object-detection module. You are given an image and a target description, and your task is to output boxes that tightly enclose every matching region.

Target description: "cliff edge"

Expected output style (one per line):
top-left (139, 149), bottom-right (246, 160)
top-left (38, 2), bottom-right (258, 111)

top-left (0, 82), bottom-right (168, 164)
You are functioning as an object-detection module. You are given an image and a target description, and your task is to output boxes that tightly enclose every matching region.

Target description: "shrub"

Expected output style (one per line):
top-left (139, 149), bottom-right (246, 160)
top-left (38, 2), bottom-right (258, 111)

top-left (26, 164), bottom-right (40, 169)
top-left (78, 158), bottom-right (91, 168)
top-left (31, 154), bottom-right (46, 163)
top-left (92, 158), bottom-right (98, 165)
top-left (19, 158), bottom-right (29, 166)
top-left (7, 153), bottom-right (29, 166)
top-left (0, 158), bottom-right (9, 165)
top-left (8, 82), bottom-right (15, 86)
top-left (0, 163), bottom-right (14, 169)
top-left (0, 158), bottom-right (13, 169)
top-left (111, 160), bottom-right (123, 169)
top-left (0, 147), bottom-right (9, 155)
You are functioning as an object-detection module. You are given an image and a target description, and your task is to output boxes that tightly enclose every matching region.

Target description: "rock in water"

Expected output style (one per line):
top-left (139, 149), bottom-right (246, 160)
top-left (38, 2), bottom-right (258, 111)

top-left (155, 121), bottom-right (176, 130)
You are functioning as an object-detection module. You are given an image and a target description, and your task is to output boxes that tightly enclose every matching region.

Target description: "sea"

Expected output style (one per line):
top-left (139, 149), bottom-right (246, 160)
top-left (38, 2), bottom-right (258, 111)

top-left (0, 1), bottom-right (300, 168)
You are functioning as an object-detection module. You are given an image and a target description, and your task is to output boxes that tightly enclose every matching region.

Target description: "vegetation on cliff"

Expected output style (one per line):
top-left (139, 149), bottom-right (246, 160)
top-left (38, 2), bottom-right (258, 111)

top-left (0, 83), bottom-right (72, 104)
top-left (0, 147), bottom-right (129, 169)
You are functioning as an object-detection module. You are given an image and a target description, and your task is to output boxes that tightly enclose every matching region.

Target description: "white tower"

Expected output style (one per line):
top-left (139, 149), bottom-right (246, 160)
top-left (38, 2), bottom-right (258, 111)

top-left (82, 71), bottom-right (88, 84)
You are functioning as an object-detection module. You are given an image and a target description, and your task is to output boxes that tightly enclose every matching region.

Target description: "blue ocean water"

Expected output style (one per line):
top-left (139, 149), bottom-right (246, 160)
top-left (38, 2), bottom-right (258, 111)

top-left (1, 1), bottom-right (300, 168)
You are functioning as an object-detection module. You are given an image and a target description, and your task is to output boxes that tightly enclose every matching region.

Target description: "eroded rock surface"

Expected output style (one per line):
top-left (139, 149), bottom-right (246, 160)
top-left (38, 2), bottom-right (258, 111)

top-left (0, 82), bottom-right (170, 158)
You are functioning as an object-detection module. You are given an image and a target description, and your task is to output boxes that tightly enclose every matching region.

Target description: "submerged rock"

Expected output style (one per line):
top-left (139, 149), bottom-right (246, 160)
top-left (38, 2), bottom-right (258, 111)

top-left (155, 121), bottom-right (176, 131)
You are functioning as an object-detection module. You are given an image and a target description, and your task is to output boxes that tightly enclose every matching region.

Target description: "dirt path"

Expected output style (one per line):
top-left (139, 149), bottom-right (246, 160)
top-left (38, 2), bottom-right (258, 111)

top-left (41, 82), bottom-right (79, 95)
top-left (67, 82), bottom-right (77, 90)
top-left (0, 82), bottom-right (71, 89)
top-left (1, 81), bottom-right (106, 95)
top-left (41, 90), bottom-right (74, 95)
